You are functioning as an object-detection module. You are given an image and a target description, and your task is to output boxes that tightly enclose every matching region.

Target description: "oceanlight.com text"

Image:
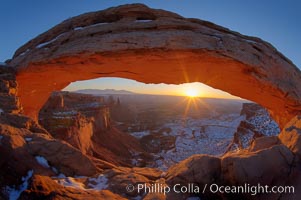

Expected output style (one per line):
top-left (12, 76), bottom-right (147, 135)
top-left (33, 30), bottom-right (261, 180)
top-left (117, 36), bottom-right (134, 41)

top-left (126, 183), bottom-right (295, 196)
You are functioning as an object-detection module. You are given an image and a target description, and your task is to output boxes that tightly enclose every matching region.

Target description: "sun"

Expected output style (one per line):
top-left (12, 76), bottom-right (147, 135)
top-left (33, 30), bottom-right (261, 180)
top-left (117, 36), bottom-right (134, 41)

top-left (185, 88), bottom-right (199, 98)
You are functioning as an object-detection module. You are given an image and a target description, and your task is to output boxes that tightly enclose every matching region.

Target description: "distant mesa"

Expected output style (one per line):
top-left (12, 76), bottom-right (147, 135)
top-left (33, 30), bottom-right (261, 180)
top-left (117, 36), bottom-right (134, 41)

top-left (74, 89), bottom-right (135, 95)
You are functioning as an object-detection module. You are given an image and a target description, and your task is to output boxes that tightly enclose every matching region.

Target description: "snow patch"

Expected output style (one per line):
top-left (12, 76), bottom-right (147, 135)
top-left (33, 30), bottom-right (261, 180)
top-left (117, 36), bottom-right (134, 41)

top-left (56, 173), bottom-right (66, 178)
top-left (36, 33), bottom-right (66, 48)
top-left (6, 170), bottom-right (33, 200)
top-left (25, 137), bottom-right (32, 142)
top-left (135, 19), bottom-right (153, 23)
top-left (73, 22), bottom-right (109, 31)
top-left (19, 49), bottom-right (30, 57)
top-left (55, 174), bottom-right (108, 191)
top-left (53, 110), bottom-right (77, 116)
top-left (87, 175), bottom-right (108, 190)
top-left (51, 167), bottom-right (58, 174)
top-left (144, 114), bottom-right (245, 170)
top-left (57, 177), bottom-right (86, 189)
top-left (130, 130), bottom-right (150, 138)
top-left (35, 156), bottom-right (50, 168)
top-left (73, 27), bottom-right (84, 31)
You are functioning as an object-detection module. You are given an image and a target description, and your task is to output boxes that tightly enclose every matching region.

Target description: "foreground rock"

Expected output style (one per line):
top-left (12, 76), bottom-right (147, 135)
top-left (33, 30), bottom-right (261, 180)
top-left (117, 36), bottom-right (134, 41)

top-left (166, 155), bottom-right (221, 199)
top-left (20, 175), bottom-right (126, 200)
top-left (279, 116), bottom-right (301, 158)
top-left (9, 4), bottom-right (301, 128)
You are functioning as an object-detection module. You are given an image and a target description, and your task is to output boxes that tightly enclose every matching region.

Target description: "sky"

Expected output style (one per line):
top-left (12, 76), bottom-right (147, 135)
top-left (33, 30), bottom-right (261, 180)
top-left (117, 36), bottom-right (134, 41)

top-left (1, 0), bottom-right (300, 98)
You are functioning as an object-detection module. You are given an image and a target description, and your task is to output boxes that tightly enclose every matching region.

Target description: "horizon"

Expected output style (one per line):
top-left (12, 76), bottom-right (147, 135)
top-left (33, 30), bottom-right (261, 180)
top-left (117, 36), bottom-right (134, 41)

top-left (66, 87), bottom-right (248, 101)
top-left (63, 78), bottom-right (242, 99)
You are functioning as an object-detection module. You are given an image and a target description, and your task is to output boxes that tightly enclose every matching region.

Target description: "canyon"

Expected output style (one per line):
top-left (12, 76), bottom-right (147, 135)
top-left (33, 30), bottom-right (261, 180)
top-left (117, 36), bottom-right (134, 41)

top-left (1, 3), bottom-right (301, 200)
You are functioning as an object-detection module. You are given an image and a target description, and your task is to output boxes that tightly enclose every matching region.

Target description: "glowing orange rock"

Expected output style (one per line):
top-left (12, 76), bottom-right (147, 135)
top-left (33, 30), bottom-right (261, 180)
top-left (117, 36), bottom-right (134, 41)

top-left (8, 4), bottom-right (301, 128)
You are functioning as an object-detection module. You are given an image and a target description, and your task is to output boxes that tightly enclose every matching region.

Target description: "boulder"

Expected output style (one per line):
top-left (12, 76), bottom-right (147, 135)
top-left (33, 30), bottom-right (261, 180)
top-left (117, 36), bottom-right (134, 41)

top-left (222, 145), bottom-right (294, 199)
top-left (279, 116), bottom-right (301, 159)
top-left (249, 136), bottom-right (280, 152)
top-left (19, 175), bottom-right (126, 200)
top-left (27, 134), bottom-right (98, 176)
top-left (166, 155), bottom-right (221, 185)
top-left (166, 154), bottom-right (221, 199)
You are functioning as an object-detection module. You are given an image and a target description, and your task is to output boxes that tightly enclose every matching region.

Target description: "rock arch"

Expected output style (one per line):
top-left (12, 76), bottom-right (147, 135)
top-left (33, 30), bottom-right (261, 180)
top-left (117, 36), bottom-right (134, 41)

top-left (8, 4), bottom-right (301, 128)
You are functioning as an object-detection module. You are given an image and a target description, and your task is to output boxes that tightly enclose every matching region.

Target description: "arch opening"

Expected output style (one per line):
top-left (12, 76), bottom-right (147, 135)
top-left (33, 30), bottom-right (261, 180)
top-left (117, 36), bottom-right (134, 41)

top-left (37, 77), bottom-right (279, 169)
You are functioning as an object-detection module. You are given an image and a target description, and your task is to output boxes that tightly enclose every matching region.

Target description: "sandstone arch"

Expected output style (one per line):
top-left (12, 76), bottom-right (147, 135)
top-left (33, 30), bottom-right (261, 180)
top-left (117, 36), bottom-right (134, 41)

top-left (8, 4), bottom-right (301, 128)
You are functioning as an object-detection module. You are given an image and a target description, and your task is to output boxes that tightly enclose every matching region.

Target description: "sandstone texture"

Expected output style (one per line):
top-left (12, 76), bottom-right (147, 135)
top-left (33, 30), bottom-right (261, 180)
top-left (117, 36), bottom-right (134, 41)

top-left (279, 115), bottom-right (301, 158)
top-left (19, 175), bottom-right (126, 200)
top-left (39, 91), bottom-right (147, 167)
top-left (227, 103), bottom-right (279, 152)
top-left (2, 3), bottom-right (301, 200)
top-left (7, 4), bottom-right (301, 128)
top-left (0, 65), bottom-right (22, 114)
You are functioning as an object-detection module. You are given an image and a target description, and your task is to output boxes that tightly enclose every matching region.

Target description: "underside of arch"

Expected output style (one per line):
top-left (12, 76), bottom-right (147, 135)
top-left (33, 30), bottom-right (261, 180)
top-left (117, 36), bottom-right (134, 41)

top-left (8, 4), bottom-right (301, 128)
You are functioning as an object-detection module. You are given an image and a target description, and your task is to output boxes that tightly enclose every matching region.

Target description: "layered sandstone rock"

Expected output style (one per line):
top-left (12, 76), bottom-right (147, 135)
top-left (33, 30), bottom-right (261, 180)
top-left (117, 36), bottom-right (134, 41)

top-left (166, 155), bottom-right (221, 199)
top-left (39, 91), bottom-right (146, 167)
top-left (279, 116), bottom-right (301, 158)
top-left (227, 103), bottom-right (279, 152)
top-left (0, 65), bottom-right (22, 114)
top-left (39, 91), bottom-right (110, 154)
top-left (8, 4), bottom-right (301, 128)
top-left (2, 3), bottom-right (301, 200)
top-left (19, 175), bottom-right (126, 200)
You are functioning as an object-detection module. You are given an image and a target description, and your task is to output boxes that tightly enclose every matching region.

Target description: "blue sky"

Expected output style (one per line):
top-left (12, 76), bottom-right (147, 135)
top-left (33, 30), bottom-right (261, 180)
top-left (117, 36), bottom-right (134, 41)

top-left (1, 0), bottom-right (300, 97)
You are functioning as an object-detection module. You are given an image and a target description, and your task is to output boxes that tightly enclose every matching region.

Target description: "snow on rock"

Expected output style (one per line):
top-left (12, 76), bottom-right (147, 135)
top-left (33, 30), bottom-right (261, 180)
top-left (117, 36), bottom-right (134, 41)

top-left (130, 130), bottom-right (151, 138)
top-left (51, 167), bottom-right (58, 174)
top-left (135, 19), bottom-right (153, 23)
top-left (56, 173), bottom-right (66, 178)
top-left (35, 156), bottom-right (50, 168)
top-left (18, 49), bottom-right (30, 57)
top-left (141, 114), bottom-right (246, 170)
top-left (54, 174), bottom-right (108, 191)
top-left (87, 175), bottom-right (108, 190)
top-left (25, 137), bottom-right (32, 142)
top-left (36, 33), bottom-right (67, 48)
top-left (228, 103), bottom-right (280, 151)
top-left (57, 177), bottom-right (86, 189)
top-left (73, 22), bottom-right (109, 31)
top-left (6, 170), bottom-right (33, 200)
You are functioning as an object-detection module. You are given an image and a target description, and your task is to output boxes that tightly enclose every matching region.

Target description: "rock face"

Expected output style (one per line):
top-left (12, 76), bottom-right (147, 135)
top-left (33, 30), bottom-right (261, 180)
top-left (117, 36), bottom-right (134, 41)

top-left (2, 3), bottom-right (301, 200)
top-left (221, 145), bottom-right (295, 200)
top-left (39, 91), bottom-right (110, 154)
top-left (166, 155), bottom-right (221, 199)
top-left (279, 116), bottom-right (301, 159)
top-left (227, 103), bottom-right (280, 151)
top-left (39, 91), bottom-right (145, 167)
top-left (8, 4), bottom-right (301, 128)
top-left (20, 175), bottom-right (126, 200)
top-left (0, 65), bottom-right (22, 114)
